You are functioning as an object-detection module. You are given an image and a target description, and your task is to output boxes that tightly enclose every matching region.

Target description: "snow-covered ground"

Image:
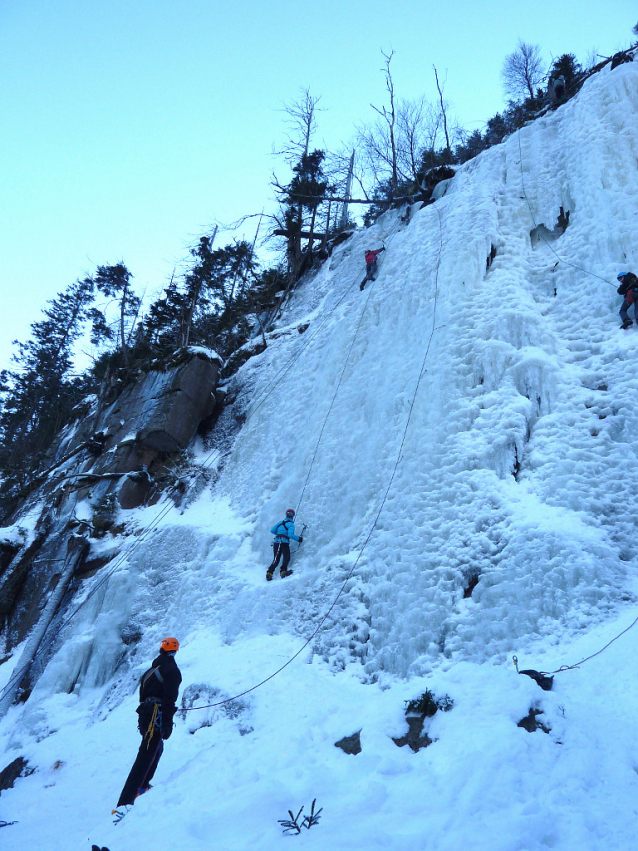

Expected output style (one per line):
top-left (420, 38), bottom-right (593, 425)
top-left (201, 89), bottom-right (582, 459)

top-left (1, 59), bottom-right (638, 850)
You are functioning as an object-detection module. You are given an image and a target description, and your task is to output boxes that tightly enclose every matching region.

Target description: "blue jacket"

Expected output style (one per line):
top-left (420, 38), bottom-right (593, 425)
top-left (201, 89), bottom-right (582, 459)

top-left (270, 518), bottom-right (300, 544)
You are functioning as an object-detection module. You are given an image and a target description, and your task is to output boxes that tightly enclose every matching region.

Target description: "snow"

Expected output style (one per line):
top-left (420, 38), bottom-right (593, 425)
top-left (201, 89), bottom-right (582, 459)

top-left (185, 345), bottom-right (223, 364)
top-left (0, 503), bottom-right (43, 547)
top-left (2, 60), bottom-right (638, 849)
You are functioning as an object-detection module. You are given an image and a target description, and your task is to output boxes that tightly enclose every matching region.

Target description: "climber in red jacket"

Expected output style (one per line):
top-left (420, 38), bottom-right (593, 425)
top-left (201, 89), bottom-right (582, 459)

top-left (360, 246), bottom-right (385, 290)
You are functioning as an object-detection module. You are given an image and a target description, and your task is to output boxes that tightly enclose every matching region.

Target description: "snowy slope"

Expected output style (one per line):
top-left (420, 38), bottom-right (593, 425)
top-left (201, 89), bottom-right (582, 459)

top-left (1, 60), bottom-right (638, 851)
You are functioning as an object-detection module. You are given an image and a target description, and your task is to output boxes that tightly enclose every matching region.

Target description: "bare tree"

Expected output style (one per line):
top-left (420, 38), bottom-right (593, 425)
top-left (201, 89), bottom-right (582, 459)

top-left (358, 93), bottom-right (450, 195)
top-left (274, 88), bottom-right (323, 165)
top-left (369, 49), bottom-right (399, 197)
top-left (432, 66), bottom-right (452, 156)
top-left (501, 40), bottom-right (545, 100)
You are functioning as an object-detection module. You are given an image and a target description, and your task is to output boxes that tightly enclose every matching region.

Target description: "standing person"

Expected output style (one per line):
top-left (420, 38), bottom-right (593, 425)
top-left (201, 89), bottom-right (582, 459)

top-left (548, 74), bottom-right (566, 104)
top-left (552, 74), bottom-right (565, 100)
top-left (113, 637), bottom-right (182, 818)
top-left (267, 509), bottom-right (302, 581)
top-left (360, 246), bottom-right (385, 290)
top-left (617, 272), bottom-right (638, 329)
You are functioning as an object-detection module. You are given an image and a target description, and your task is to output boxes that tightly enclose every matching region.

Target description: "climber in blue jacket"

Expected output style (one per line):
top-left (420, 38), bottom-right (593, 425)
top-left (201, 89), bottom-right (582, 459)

top-left (267, 508), bottom-right (302, 581)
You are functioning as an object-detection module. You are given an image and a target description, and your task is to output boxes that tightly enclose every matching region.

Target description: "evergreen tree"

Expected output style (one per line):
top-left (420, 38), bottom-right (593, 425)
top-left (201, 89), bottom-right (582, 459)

top-left (0, 277), bottom-right (95, 505)
top-left (276, 149), bottom-right (331, 280)
top-left (188, 240), bottom-right (259, 356)
top-left (142, 275), bottom-right (189, 355)
top-left (550, 54), bottom-right (582, 92)
top-left (455, 130), bottom-right (487, 164)
top-left (86, 263), bottom-right (140, 366)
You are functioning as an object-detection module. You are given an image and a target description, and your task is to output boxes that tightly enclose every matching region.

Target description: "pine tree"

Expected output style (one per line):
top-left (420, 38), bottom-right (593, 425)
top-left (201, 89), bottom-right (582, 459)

top-left (550, 54), bottom-right (582, 92)
top-left (86, 263), bottom-right (140, 366)
top-left (0, 277), bottom-right (95, 506)
top-left (275, 150), bottom-right (331, 280)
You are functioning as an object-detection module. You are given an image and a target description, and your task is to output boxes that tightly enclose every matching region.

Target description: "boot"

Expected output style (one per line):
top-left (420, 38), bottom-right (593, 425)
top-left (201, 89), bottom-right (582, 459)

top-left (621, 319), bottom-right (633, 329)
top-left (280, 568), bottom-right (293, 578)
top-left (266, 570), bottom-right (274, 581)
top-left (112, 805), bottom-right (132, 824)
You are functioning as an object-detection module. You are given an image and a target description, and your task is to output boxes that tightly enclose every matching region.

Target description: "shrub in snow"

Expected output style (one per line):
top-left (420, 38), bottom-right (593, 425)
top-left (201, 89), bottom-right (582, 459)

top-left (91, 493), bottom-right (119, 536)
top-left (278, 799), bottom-right (323, 835)
top-left (394, 690), bottom-right (454, 752)
top-left (404, 689), bottom-right (454, 717)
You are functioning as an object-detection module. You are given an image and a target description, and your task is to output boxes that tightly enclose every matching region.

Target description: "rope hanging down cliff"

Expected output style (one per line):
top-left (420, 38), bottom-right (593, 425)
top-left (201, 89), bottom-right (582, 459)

top-left (182, 204), bottom-right (444, 712)
top-left (0, 214), bottom-right (404, 708)
top-left (296, 215), bottom-right (405, 516)
top-left (516, 128), bottom-right (617, 288)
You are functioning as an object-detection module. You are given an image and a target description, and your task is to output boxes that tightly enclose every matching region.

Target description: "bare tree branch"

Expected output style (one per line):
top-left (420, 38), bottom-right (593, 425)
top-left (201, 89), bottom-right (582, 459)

top-left (272, 88), bottom-right (324, 164)
top-left (433, 66), bottom-right (451, 154)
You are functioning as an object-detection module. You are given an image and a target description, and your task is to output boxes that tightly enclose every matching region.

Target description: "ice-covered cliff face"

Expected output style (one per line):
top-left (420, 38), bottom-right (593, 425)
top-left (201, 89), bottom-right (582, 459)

top-left (1, 59), bottom-right (638, 851)
top-left (68, 56), bottom-right (637, 683)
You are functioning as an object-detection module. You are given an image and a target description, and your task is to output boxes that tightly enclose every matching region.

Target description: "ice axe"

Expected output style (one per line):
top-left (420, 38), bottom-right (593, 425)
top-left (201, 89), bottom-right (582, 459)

top-left (292, 523), bottom-right (308, 556)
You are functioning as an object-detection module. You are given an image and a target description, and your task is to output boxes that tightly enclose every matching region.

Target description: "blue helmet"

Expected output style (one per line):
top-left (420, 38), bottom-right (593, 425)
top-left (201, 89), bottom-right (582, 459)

top-left (618, 272), bottom-right (629, 280)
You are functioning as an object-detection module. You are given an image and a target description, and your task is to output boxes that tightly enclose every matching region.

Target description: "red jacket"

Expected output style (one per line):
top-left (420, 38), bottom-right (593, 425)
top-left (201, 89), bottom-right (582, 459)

top-left (365, 249), bottom-right (383, 266)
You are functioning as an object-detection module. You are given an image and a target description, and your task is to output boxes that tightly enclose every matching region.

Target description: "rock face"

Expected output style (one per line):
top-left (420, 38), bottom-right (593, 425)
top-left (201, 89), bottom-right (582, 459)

top-left (49, 348), bottom-right (222, 509)
top-left (392, 715), bottom-right (433, 752)
top-left (109, 352), bottom-right (219, 457)
top-left (0, 756), bottom-right (34, 794)
top-left (0, 348), bottom-right (222, 666)
top-left (86, 351), bottom-right (220, 508)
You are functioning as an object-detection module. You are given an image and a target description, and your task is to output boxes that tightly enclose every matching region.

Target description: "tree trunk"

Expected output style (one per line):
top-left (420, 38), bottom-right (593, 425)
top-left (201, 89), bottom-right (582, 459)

top-left (120, 279), bottom-right (129, 367)
top-left (433, 66), bottom-right (451, 155)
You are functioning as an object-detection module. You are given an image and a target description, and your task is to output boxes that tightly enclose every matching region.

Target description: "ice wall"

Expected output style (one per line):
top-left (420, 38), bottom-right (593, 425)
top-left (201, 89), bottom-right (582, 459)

top-left (24, 60), bottom-right (638, 696)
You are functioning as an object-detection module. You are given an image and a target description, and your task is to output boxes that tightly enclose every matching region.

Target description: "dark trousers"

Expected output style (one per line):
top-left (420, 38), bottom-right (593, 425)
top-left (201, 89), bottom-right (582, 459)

top-left (267, 542), bottom-right (291, 575)
top-left (361, 260), bottom-right (378, 287)
top-left (117, 703), bottom-right (164, 807)
top-left (620, 297), bottom-right (638, 324)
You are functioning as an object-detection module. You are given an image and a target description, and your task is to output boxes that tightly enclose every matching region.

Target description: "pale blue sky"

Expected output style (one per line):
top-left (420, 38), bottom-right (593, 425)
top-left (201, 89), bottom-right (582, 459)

top-left (0, 0), bottom-right (635, 370)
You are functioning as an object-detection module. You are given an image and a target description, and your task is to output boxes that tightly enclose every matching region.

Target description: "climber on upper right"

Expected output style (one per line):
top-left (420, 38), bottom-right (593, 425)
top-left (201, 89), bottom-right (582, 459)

top-left (617, 272), bottom-right (638, 329)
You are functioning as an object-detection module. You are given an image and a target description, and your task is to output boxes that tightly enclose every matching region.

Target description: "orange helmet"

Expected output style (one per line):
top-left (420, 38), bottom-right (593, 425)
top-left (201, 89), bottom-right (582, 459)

top-left (160, 637), bottom-right (179, 653)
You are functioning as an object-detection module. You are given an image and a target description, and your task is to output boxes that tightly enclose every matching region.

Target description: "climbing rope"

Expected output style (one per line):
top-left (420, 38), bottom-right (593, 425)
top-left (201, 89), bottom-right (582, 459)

top-left (295, 284), bottom-right (375, 516)
top-left (182, 204), bottom-right (444, 712)
top-left (516, 610), bottom-right (638, 679)
top-left (0, 214), bottom-right (404, 706)
top-left (516, 128), bottom-right (617, 288)
top-left (296, 214), bottom-right (404, 516)
top-left (513, 95), bottom-right (638, 679)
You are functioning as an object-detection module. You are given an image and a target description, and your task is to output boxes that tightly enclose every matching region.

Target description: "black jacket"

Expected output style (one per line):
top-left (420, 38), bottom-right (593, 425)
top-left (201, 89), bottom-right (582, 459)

top-left (617, 272), bottom-right (638, 296)
top-left (139, 651), bottom-right (182, 721)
